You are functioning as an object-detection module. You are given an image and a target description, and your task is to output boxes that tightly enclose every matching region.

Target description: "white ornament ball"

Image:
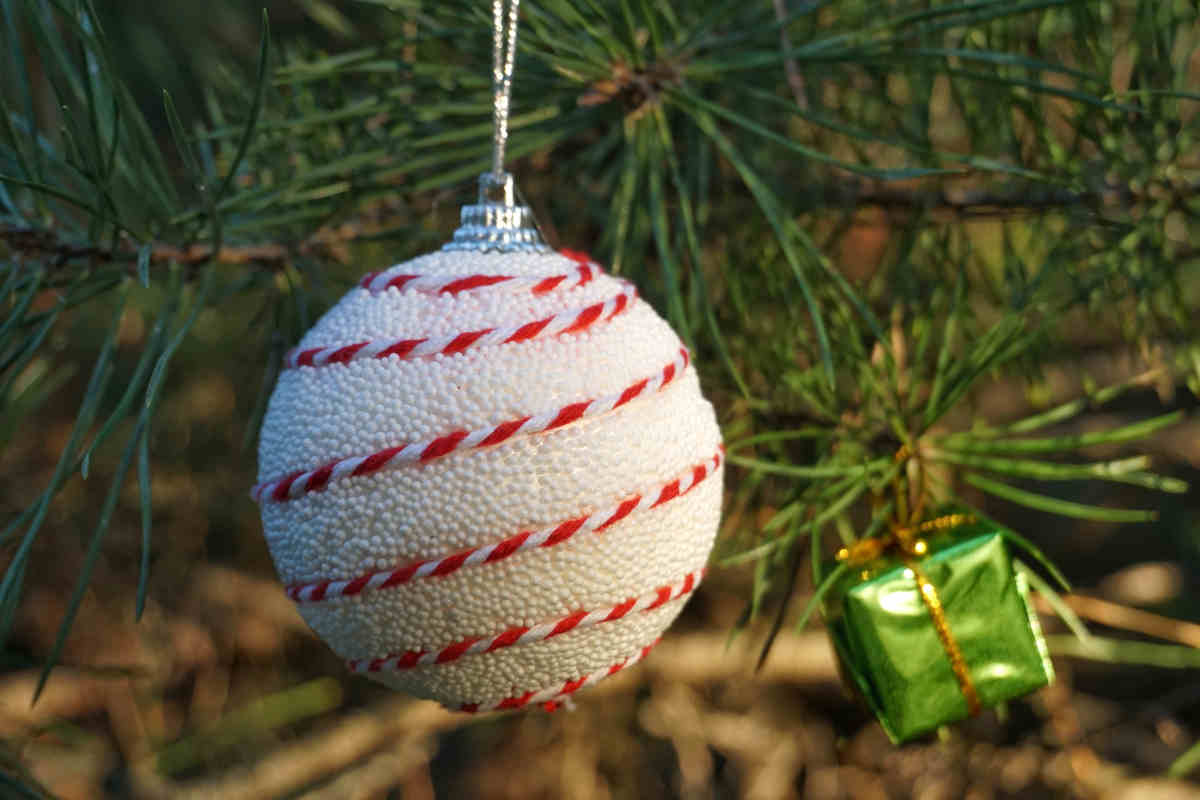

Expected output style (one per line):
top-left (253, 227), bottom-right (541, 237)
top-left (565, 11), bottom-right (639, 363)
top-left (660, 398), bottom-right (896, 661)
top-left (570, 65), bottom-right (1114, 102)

top-left (255, 247), bottom-right (723, 712)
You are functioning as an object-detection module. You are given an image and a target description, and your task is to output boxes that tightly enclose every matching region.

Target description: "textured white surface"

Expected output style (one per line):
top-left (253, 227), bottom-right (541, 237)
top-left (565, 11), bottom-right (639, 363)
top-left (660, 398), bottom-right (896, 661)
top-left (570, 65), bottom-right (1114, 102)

top-left (365, 603), bottom-right (683, 704)
top-left (258, 250), bottom-right (723, 709)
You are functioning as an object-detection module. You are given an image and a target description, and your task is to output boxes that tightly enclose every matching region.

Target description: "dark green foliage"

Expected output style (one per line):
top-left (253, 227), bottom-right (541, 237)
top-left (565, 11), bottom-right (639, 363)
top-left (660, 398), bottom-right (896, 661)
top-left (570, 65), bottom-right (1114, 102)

top-left (1, 0), bottom-right (1198, 777)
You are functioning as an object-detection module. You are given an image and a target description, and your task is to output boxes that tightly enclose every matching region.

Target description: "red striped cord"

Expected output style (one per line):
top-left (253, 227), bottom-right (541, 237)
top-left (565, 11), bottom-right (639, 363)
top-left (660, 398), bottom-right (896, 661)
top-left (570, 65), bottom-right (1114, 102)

top-left (284, 281), bottom-right (636, 369)
top-left (346, 568), bottom-right (702, 673)
top-left (456, 637), bottom-right (660, 713)
top-left (285, 447), bottom-right (722, 602)
top-left (253, 348), bottom-right (691, 504)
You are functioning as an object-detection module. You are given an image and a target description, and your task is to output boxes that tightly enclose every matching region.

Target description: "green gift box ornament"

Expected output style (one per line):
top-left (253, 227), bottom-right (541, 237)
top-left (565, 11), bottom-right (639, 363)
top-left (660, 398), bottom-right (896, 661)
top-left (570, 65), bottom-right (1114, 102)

top-left (823, 512), bottom-right (1055, 743)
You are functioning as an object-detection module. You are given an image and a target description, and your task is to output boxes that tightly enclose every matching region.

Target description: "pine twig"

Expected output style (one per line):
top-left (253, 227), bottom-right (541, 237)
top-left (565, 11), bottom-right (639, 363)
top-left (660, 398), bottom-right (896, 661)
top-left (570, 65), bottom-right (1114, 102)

top-left (1, 225), bottom-right (299, 268)
top-left (802, 175), bottom-right (1200, 220)
top-left (0, 202), bottom-right (407, 273)
top-left (1033, 594), bottom-right (1200, 649)
top-left (771, 0), bottom-right (808, 110)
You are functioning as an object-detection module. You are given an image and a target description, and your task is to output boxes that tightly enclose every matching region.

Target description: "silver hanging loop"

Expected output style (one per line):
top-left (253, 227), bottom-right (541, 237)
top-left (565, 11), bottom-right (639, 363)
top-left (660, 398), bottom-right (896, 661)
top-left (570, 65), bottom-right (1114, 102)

top-left (491, 0), bottom-right (521, 185)
top-left (443, 0), bottom-right (549, 253)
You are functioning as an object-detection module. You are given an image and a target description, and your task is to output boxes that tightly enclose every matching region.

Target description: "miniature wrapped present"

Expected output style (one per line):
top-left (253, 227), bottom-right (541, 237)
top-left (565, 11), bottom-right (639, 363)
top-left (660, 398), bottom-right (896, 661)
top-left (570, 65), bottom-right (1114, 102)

top-left (824, 512), bottom-right (1054, 743)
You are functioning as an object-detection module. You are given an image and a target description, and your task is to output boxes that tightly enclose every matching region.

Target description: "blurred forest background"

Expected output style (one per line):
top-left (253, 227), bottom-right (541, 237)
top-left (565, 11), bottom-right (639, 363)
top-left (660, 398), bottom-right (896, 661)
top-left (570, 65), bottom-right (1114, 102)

top-left (1, 0), bottom-right (1200, 797)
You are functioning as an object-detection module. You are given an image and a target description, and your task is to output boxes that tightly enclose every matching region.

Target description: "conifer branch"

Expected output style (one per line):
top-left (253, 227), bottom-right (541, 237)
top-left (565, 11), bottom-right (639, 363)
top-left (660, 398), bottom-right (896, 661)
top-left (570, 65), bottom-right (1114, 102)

top-left (1, 5), bottom-right (1197, 783)
top-left (1, 223), bottom-right (320, 271)
top-left (0, 196), bottom-right (413, 272)
top-left (804, 175), bottom-right (1200, 219)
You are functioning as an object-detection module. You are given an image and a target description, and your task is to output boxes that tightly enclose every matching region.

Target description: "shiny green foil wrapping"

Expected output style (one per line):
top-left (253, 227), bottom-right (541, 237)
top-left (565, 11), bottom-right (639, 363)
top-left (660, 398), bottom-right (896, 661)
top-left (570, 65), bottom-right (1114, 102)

top-left (825, 518), bottom-right (1054, 743)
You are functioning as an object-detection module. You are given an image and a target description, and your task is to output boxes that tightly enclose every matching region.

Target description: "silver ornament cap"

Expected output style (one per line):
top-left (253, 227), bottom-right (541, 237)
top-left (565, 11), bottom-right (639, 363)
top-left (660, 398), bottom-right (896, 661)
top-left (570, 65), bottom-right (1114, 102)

top-left (442, 172), bottom-right (550, 253)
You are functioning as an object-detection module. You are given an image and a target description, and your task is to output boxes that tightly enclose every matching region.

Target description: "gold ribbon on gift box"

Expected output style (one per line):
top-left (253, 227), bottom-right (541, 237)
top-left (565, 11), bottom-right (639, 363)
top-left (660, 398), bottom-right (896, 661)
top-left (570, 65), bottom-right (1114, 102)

top-left (836, 444), bottom-right (983, 717)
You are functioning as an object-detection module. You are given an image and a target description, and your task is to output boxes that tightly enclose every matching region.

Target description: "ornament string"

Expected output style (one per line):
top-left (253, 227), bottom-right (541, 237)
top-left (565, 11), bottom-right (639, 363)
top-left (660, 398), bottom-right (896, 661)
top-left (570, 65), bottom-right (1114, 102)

top-left (443, 0), bottom-right (545, 251)
top-left (491, 0), bottom-right (522, 189)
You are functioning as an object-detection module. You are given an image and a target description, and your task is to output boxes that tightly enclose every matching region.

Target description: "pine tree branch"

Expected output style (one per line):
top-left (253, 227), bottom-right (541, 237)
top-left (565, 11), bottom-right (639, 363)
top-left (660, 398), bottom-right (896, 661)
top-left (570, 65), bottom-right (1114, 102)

top-left (802, 174), bottom-right (1200, 221)
top-left (5, 173), bottom-right (1194, 275)
top-left (771, 0), bottom-right (809, 111)
top-left (0, 224), bottom-right (294, 269)
top-left (1032, 594), bottom-right (1200, 649)
top-left (0, 199), bottom-right (411, 273)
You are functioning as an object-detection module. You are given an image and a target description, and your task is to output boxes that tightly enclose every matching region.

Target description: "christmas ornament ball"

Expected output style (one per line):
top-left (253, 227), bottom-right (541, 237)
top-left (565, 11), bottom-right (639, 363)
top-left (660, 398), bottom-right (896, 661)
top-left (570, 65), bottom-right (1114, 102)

top-left (254, 232), bottom-right (723, 712)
